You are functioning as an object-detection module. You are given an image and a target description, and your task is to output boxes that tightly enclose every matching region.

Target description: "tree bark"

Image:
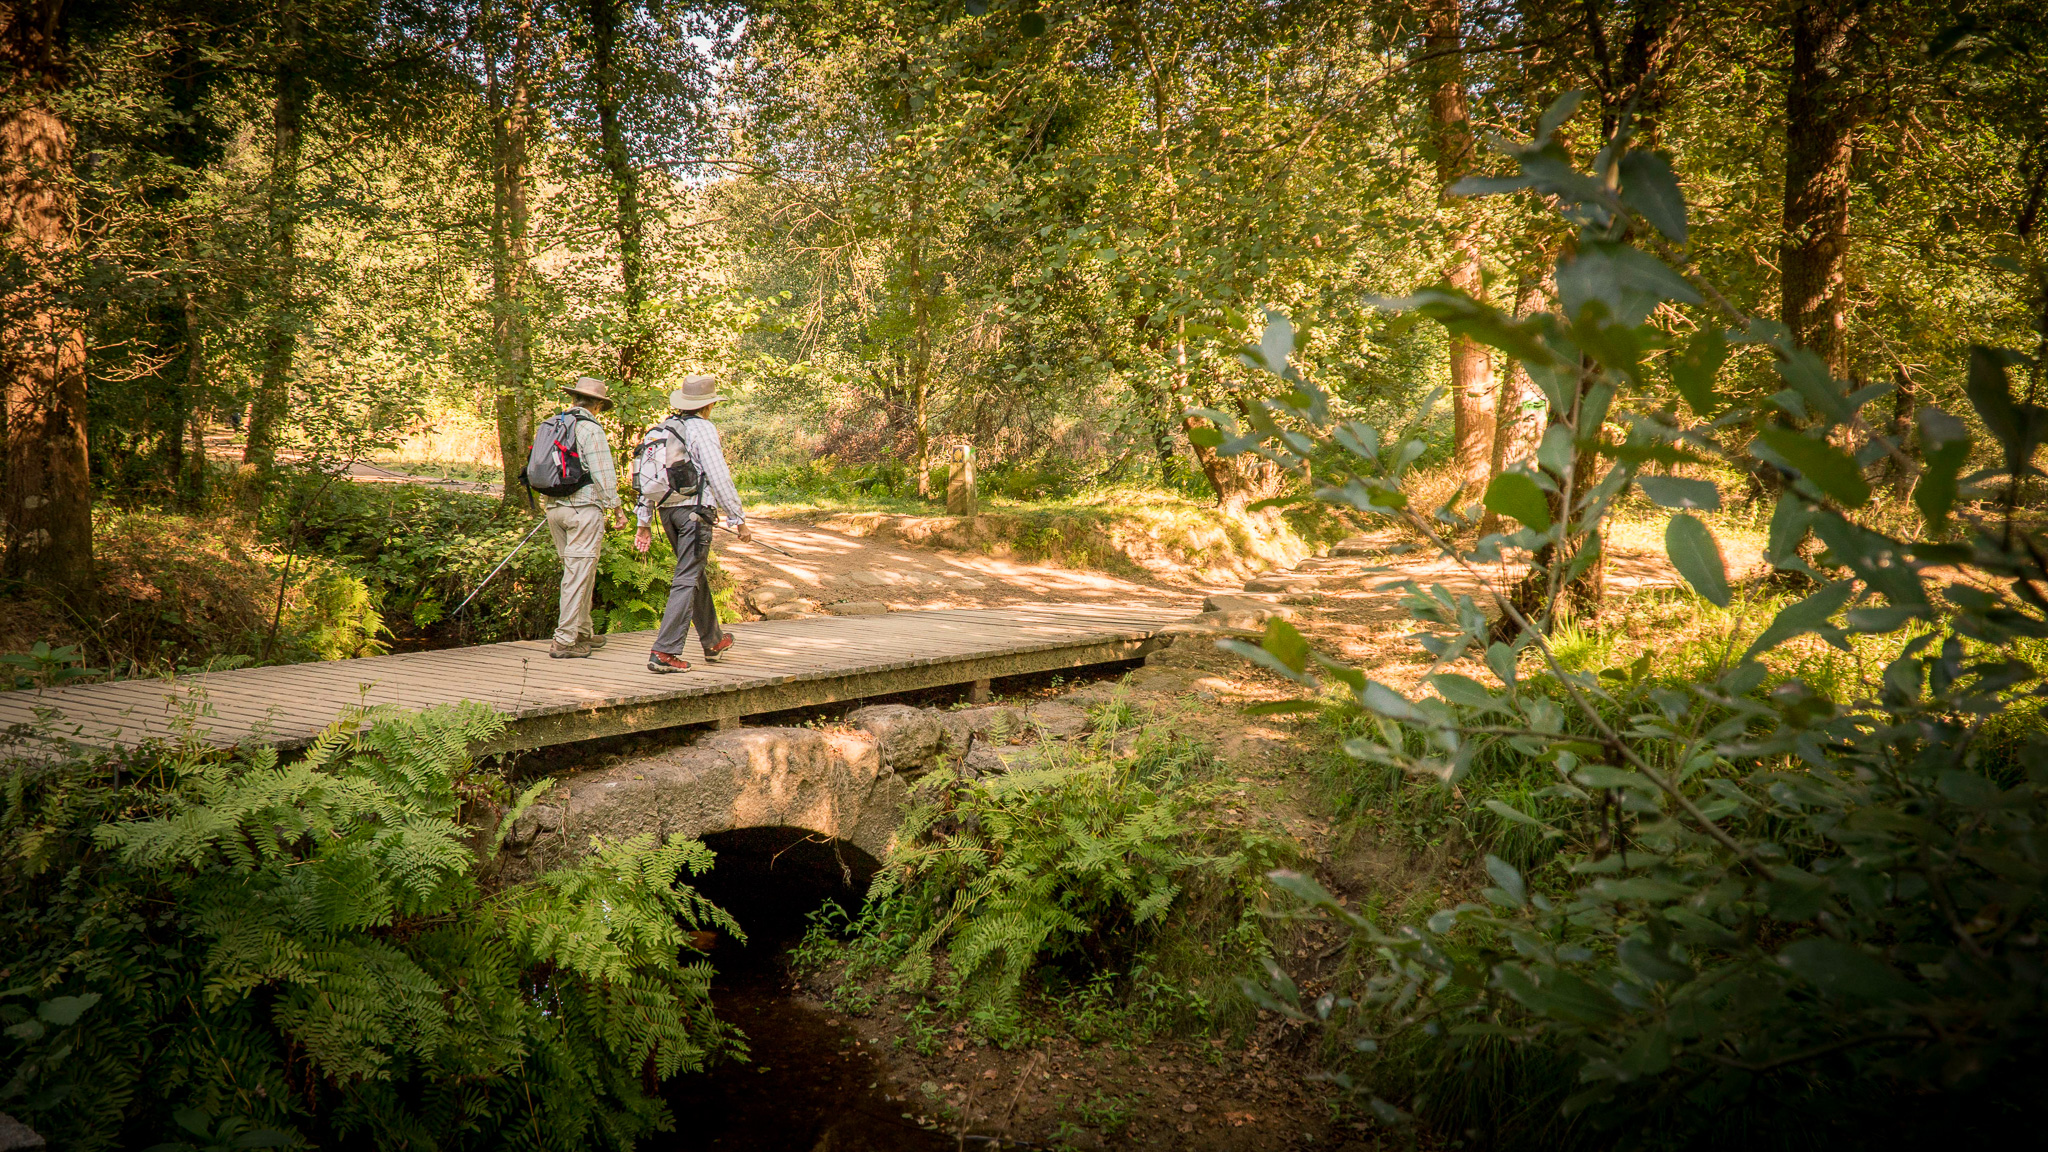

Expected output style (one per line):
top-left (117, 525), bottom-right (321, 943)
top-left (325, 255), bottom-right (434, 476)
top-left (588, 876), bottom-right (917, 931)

top-left (1781, 0), bottom-right (1860, 378)
top-left (239, 0), bottom-right (306, 493)
top-left (904, 165), bottom-right (934, 500)
top-left (1, 0), bottom-right (91, 591)
top-left (178, 246), bottom-right (209, 504)
top-left (1427, 0), bottom-right (1493, 490)
top-left (1477, 269), bottom-right (1549, 535)
top-left (487, 0), bottom-right (535, 504)
top-left (1885, 364), bottom-right (1915, 495)
top-left (588, 0), bottom-right (647, 389)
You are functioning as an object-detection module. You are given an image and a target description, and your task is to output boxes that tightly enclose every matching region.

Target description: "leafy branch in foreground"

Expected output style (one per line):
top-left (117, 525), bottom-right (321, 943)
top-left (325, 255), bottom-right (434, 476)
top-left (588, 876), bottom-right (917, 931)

top-left (1214, 93), bottom-right (2048, 1146)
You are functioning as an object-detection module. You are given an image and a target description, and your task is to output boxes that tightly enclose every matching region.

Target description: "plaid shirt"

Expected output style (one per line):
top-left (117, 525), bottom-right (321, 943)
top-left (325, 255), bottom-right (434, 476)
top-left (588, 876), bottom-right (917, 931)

top-left (540, 406), bottom-right (619, 510)
top-left (635, 413), bottom-right (745, 530)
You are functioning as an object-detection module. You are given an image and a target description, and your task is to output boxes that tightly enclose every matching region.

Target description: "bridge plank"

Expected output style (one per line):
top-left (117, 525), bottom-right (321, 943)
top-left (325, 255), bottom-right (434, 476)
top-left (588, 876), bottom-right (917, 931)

top-left (0, 605), bottom-right (1186, 755)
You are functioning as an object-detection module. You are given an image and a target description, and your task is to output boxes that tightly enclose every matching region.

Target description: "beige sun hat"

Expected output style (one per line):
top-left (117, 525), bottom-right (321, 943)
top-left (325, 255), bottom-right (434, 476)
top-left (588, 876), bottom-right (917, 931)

top-left (562, 376), bottom-right (613, 408)
top-left (669, 374), bottom-right (722, 411)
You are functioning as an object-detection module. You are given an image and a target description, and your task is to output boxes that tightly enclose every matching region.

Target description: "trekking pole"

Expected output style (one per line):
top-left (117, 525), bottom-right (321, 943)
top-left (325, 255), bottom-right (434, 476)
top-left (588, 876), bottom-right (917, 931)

top-left (714, 521), bottom-right (797, 559)
top-left (452, 516), bottom-right (549, 618)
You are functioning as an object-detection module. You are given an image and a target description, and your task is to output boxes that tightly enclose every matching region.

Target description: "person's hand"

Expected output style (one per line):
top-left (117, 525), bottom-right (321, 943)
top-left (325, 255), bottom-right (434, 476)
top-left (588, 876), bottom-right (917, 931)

top-left (610, 509), bottom-right (628, 532)
top-left (633, 526), bottom-right (652, 554)
top-left (736, 523), bottom-right (753, 543)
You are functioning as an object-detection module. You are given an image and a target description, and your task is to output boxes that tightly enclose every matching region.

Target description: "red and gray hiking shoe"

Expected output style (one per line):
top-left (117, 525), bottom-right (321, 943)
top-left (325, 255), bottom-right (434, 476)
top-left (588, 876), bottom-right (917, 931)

top-left (703, 634), bottom-right (735, 663)
top-left (647, 650), bottom-right (692, 674)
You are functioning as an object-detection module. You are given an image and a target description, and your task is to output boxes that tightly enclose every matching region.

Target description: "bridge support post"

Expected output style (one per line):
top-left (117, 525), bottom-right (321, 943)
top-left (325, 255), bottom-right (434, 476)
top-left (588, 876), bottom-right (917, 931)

top-left (714, 715), bottom-right (740, 730)
top-left (968, 678), bottom-right (991, 704)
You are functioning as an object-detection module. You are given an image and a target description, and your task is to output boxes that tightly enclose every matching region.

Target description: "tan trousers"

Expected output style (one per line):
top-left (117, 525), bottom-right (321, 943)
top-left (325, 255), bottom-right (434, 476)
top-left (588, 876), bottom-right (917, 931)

top-left (546, 504), bottom-right (605, 646)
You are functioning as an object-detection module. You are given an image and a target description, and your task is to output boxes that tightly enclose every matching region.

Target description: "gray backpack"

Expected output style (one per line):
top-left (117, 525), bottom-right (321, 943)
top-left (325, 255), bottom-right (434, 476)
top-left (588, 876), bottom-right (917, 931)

top-left (522, 410), bottom-right (598, 498)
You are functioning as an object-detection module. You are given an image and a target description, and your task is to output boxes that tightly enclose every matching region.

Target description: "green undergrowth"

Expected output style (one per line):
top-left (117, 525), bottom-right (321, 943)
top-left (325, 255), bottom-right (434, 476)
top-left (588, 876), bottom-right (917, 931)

top-left (794, 728), bottom-right (1295, 1049)
top-left (0, 702), bottom-right (742, 1150)
top-left (1312, 585), bottom-right (2048, 892)
top-left (5, 479), bottom-right (742, 684)
top-left (282, 476), bottom-right (736, 646)
top-left (1290, 584), bottom-right (2048, 1148)
top-left (1, 508), bottom-right (388, 682)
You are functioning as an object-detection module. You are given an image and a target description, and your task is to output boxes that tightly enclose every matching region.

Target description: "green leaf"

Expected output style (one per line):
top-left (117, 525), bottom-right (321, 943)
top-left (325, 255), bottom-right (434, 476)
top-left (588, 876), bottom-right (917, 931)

top-left (1668, 327), bottom-right (1727, 415)
top-left (1492, 964), bottom-right (1620, 1025)
top-left (1557, 243), bottom-right (1701, 327)
top-left (1779, 938), bottom-right (1923, 1002)
top-left (1483, 855), bottom-right (1526, 905)
top-left (1242, 699), bottom-right (1324, 716)
top-left (1260, 617), bottom-right (1309, 675)
top-left (1483, 799), bottom-right (1550, 830)
top-left (1430, 672), bottom-right (1506, 712)
top-left (1238, 310), bottom-right (1294, 377)
top-left (1618, 151), bottom-right (1687, 243)
top-left (1754, 427), bottom-right (1871, 508)
top-left (1535, 91), bottom-right (1586, 142)
top-left (1742, 582), bottom-right (1853, 662)
top-left (1482, 472), bottom-right (1552, 532)
top-left (1637, 475), bottom-right (1721, 511)
top-left (1913, 408), bottom-right (1970, 534)
top-left (1664, 513), bottom-right (1729, 607)
top-left (1767, 491), bottom-right (1812, 567)
top-left (1618, 936), bottom-right (1694, 984)
top-left (36, 993), bottom-right (99, 1026)
top-left (1187, 426), bottom-right (1223, 449)
top-left (1965, 344), bottom-right (2021, 464)
top-left (1774, 347), bottom-right (1854, 425)
top-left (175, 1108), bottom-right (214, 1137)
top-left (1018, 10), bottom-right (1047, 36)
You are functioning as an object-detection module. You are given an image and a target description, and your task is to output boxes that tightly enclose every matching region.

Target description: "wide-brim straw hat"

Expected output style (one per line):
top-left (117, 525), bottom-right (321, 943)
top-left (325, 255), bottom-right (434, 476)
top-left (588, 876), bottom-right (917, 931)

top-left (669, 374), bottom-right (722, 411)
top-left (562, 376), bottom-right (613, 407)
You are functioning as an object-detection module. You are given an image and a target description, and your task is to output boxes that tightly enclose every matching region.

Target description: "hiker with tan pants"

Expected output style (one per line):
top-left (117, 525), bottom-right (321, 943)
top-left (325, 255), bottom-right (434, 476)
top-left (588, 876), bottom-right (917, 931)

top-left (532, 376), bottom-right (624, 658)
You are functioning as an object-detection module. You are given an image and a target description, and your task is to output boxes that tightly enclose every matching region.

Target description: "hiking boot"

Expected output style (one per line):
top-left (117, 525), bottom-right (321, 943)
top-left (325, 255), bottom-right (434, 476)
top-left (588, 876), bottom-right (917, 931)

top-left (703, 633), bottom-right (735, 663)
top-left (550, 638), bottom-right (592, 659)
top-left (647, 650), bottom-right (691, 674)
top-left (582, 633), bottom-right (609, 651)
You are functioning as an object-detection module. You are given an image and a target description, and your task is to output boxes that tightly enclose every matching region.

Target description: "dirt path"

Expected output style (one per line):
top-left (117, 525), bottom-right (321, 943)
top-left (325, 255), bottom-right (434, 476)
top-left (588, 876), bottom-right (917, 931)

top-left (717, 518), bottom-right (1224, 618)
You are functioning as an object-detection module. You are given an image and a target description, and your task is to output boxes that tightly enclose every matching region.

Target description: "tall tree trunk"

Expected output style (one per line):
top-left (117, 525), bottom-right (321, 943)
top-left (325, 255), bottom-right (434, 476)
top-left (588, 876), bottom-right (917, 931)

top-left (1, 0), bottom-right (91, 591)
top-left (1781, 0), bottom-right (1860, 378)
top-left (906, 177), bottom-right (933, 500)
top-left (181, 282), bottom-right (207, 502)
top-left (488, 0), bottom-right (535, 505)
top-left (1427, 0), bottom-right (1493, 490)
top-left (1477, 269), bottom-right (1549, 535)
top-left (239, 0), bottom-right (305, 494)
top-left (588, 0), bottom-right (647, 388)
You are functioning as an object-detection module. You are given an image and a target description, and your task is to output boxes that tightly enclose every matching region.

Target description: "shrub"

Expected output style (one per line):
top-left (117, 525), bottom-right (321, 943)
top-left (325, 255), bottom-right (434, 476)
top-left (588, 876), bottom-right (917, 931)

top-left (807, 734), bottom-right (1289, 1043)
top-left (1221, 99), bottom-right (2048, 1147)
top-left (0, 703), bottom-right (740, 1150)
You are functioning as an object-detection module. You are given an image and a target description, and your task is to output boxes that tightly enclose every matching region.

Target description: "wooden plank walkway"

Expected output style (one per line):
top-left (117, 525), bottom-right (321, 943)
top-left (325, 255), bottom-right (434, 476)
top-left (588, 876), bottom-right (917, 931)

top-left (0, 604), bottom-right (1186, 756)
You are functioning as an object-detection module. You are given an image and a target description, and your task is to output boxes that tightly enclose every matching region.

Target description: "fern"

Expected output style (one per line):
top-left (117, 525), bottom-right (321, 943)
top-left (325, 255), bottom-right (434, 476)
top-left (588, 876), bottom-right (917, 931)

top-left (831, 732), bottom-right (1291, 1041)
top-left (3, 701), bottom-right (742, 1150)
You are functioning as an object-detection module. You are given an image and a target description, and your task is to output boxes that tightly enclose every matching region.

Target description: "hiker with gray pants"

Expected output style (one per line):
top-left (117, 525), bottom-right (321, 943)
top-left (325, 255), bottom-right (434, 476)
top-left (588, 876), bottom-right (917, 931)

top-left (632, 374), bottom-right (750, 673)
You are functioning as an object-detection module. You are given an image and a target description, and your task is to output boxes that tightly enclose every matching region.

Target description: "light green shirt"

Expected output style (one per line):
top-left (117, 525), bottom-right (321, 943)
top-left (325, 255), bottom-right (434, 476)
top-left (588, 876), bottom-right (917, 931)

top-left (540, 406), bottom-right (619, 510)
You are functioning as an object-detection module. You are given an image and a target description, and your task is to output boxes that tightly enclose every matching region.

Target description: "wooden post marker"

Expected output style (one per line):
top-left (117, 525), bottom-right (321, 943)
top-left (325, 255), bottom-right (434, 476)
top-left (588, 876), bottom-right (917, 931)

top-left (946, 442), bottom-right (977, 516)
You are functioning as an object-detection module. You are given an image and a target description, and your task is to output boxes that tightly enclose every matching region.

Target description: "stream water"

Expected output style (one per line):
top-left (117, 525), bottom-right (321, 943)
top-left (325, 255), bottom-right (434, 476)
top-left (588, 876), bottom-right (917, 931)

top-left (651, 828), bottom-right (957, 1152)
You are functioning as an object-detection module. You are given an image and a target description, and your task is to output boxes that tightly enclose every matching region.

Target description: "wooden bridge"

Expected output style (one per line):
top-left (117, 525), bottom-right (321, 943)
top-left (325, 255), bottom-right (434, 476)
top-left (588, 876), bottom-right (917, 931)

top-left (0, 605), bottom-right (1186, 756)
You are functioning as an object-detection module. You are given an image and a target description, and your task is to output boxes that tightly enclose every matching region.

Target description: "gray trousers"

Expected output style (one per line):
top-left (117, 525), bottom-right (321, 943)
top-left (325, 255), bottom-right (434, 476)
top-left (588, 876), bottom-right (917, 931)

top-left (653, 506), bottom-right (724, 657)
